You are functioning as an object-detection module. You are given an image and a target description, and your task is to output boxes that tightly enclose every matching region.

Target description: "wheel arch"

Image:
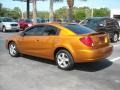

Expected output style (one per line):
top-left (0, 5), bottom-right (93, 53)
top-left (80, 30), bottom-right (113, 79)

top-left (7, 40), bottom-right (15, 49)
top-left (54, 47), bottom-right (75, 61)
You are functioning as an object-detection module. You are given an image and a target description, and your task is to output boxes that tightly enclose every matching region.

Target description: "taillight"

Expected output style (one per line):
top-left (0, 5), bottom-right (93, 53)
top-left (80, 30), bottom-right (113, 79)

top-left (80, 36), bottom-right (93, 47)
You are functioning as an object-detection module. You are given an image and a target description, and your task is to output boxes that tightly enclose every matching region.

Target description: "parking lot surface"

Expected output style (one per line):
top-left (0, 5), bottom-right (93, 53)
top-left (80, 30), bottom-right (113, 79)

top-left (0, 32), bottom-right (120, 90)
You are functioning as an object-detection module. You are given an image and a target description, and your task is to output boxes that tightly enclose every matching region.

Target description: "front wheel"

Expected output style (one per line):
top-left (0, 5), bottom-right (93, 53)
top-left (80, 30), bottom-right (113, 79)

top-left (55, 50), bottom-right (74, 70)
top-left (2, 27), bottom-right (6, 32)
top-left (9, 42), bottom-right (19, 57)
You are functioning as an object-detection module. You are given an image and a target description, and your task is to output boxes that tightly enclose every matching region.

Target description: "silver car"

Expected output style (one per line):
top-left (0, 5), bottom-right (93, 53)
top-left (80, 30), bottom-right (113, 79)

top-left (0, 17), bottom-right (20, 32)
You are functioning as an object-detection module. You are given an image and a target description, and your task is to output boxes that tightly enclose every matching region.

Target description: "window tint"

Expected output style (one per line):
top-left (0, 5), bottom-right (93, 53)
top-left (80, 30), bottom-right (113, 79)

top-left (24, 26), bottom-right (45, 35)
top-left (99, 19), bottom-right (106, 25)
top-left (81, 19), bottom-right (97, 25)
top-left (42, 26), bottom-right (58, 36)
top-left (64, 24), bottom-right (95, 34)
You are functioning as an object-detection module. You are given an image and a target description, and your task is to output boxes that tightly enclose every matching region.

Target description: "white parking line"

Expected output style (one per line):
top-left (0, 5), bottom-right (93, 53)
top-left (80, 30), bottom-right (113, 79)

top-left (109, 57), bottom-right (120, 62)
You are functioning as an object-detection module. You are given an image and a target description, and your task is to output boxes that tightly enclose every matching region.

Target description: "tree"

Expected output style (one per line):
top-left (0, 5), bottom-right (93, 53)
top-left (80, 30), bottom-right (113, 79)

top-left (67, 0), bottom-right (74, 22)
top-left (49, 0), bottom-right (63, 22)
top-left (67, 0), bottom-right (87, 22)
top-left (37, 11), bottom-right (49, 18)
top-left (55, 7), bottom-right (67, 19)
top-left (73, 7), bottom-right (86, 20)
top-left (93, 8), bottom-right (110, 17)
top-left (32, 0), bottom-right (37, 24)
top-left (0, 3), bottom-right (2, 11)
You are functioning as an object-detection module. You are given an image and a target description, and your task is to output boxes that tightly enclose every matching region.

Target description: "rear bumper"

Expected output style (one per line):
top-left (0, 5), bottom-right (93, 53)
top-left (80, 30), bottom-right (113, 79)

top-left (73, 45), bottom-right (113, 63)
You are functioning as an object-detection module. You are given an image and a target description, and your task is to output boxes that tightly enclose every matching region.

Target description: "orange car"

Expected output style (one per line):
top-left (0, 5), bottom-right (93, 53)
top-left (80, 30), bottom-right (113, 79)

top-left (6, 23), bottom-right (113, 70)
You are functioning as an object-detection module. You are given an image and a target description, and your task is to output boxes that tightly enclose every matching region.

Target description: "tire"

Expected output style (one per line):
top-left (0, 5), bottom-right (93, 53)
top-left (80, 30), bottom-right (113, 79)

top-left (9, 42), bottom-right (19, 57)
top-left (111, 33), bottom-right (118, 43)
top-left (2, 26), bottom-right (6, 32)
top-left (55, 49), bottom-right (74, 70)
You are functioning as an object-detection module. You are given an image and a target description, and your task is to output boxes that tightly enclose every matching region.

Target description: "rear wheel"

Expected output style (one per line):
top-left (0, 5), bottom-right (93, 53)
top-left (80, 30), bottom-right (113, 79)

top-left (111, 33), bottom-right (118, 42)
top-left (55, 50), bottom-right (74, 70)
top-left (9, 42), bottom-right (19, 57)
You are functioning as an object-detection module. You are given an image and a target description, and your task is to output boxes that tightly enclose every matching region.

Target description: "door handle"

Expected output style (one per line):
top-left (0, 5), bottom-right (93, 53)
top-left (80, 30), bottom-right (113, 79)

top-left (36, 40), bottom-right (39, 41)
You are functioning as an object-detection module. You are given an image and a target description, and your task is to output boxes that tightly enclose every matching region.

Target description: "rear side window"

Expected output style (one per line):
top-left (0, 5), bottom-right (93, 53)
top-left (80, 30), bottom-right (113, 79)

top-left (64, 24), bottom-right (95, 34)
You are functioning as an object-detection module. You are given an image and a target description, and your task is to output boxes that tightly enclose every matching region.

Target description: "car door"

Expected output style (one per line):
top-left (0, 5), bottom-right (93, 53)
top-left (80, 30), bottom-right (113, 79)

top-left (34, 25), bottom-right (59, 59)
top-left (18, 25), bottom-right (45, 56)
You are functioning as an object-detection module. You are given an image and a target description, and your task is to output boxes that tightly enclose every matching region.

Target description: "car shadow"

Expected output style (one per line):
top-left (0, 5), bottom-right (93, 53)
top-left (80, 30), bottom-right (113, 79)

top-left (0, 31), bottom-right (19, 33)
top-left (21, 54), bottom-right (56, 66)
top-left (74, 59), bottom-right (113, 72)
top-left (21, 55), bottom-right (113, 72)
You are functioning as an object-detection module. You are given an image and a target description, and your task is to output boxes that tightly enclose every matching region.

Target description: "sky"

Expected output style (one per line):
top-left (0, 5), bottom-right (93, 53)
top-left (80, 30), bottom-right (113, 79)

top-left (0, 0), bottom-right (120, 12)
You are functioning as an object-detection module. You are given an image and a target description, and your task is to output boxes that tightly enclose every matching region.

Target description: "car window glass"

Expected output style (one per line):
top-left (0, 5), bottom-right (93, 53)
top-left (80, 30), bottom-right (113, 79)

top-left (82, 19), bottom-right (97, 26)
top-left (80, 20), bottom-right (88, 25)
top-left (64, 24), bottom-right (95, 34)
top-left (106, 19), bottom-right (113, 27)
top-left (42, 26), bottom-right (58, 36)
top-left (99, 20), bottom-right (106, 25)
top-left (24, 26), bottom-right (45, 36)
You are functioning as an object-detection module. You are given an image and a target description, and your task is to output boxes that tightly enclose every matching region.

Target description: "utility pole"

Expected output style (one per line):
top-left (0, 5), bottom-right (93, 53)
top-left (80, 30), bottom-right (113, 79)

top-left (27, 0), bottom-right (30, 19)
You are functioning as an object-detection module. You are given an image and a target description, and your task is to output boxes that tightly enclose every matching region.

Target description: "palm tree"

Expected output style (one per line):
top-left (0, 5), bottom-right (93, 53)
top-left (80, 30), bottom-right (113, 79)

top-left (32, 0), bottom-right (37, 24)
top-left (67, 0), bottom-right (87, 22)
top-left (49, 0), bottom-right (63, 22)
top-left (49, 0), bottom-right (54, 22)
top-left (67, 0), bottom-right (74, 22)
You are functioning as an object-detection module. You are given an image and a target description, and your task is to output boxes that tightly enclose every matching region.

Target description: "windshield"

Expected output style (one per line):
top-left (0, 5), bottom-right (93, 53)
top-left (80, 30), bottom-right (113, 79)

top-left (2, 18), bottom-right (14, 22)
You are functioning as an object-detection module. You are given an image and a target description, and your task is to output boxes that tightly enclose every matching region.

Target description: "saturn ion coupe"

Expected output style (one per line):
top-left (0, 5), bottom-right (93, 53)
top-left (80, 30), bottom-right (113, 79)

top-left (6, 23), bottom-right (113, 70)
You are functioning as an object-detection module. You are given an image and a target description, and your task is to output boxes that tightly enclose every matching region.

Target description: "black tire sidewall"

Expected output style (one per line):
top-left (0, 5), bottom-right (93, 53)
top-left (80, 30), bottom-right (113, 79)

top-left (55, 50), bottom-right (74, 70)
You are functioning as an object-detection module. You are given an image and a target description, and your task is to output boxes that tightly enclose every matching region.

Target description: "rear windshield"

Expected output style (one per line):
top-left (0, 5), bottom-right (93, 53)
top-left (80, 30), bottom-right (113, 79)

top-left (64, 24), bottom-right (95, 34)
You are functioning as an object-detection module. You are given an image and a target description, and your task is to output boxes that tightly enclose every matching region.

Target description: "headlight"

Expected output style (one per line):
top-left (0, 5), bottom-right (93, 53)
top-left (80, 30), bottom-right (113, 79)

top-left (28, 23), bottom-right (32, 27)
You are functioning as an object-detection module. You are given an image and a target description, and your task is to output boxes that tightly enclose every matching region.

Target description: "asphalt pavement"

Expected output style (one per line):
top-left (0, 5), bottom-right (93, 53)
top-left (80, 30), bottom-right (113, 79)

top-left (0, 32), bottom-right (120, 90)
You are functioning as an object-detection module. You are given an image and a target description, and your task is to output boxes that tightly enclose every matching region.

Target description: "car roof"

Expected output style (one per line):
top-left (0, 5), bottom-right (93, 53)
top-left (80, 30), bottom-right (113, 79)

top-left (0, 17), bottom-right (12, 19)
top-left (86, 17), bottom-right (110, 20)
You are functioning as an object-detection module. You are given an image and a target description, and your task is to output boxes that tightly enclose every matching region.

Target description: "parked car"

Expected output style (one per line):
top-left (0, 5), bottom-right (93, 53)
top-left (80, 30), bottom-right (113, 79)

top-left (0, 17), bottom-right (20, 32)
top-left (80, 17), bottom-right (120, 42)
top-left (6, 23), bottom-right (113, 70)
top-left (36, 18), bottom-right (45, 23)
top-left (18, 19), bottom-right (33, 31)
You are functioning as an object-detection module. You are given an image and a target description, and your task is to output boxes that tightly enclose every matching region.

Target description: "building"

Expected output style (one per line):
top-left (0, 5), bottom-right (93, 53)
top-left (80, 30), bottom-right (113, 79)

top-left (110, 9), bottom-right (120, 19)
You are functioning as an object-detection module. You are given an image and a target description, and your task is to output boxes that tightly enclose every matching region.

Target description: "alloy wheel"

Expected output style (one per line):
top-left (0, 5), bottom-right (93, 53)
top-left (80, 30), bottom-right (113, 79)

top-left (9, 42), bottom-right (19, 57)
top-left (56, 50), bottom-right (74, 70)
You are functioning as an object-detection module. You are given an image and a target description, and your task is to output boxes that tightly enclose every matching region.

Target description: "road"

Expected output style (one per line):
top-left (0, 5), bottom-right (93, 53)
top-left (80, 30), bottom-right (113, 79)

top-left (0, 32), bottom-right (120, 90)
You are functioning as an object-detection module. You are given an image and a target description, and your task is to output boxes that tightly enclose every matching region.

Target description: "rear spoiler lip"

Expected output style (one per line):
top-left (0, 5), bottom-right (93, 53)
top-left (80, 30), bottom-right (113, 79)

top-left (88, 31), bottom-right (107, 36)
